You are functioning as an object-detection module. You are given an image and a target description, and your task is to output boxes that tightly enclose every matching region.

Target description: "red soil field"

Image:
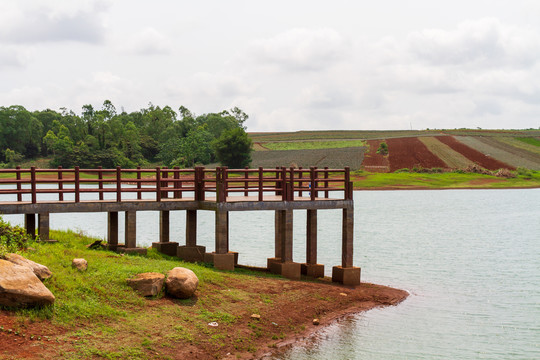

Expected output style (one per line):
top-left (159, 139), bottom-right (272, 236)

top-left (387, 137), bottom-right (447, 172)
top-left (362, 139), bottom-right (390, 172)
top-left (436, 136), bottom-right (515, 170)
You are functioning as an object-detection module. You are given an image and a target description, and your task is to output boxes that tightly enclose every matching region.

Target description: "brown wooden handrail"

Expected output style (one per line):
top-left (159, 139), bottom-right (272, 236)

top-left (0, 166), bottom-right (352, 203)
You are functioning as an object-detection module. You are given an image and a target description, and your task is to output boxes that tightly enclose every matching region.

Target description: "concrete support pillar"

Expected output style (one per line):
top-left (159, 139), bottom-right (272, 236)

top-left (306, 209), bottom-right (317, 264)
top-left (280, 209), bottom-right (293, 262)
top-left (177, 210), bottom-right (206, 262)
top-left (38, 213), bottom-right (50, 241)
top-left (125, 211), bottom-right (136, 248)
top-left (207, 210), bottom-right (235, 271)
top-left (269, 209), bottom-right (301, 280)
top-left (107, 211), bottom-right (119, 250)
top-left (24, 214), bottom-right (36, 239)
top-left (332, 206), bottom-right (360, 285)
top-left (152, 210), bottom-right (179, 256)
top-left (186, 210), bottom-right (197, 247)
top-left (341, 207), bottom-right (353, 268)
top-left (301, 209), bottom-right (324, 278)
top-left (215, 210), bottom-right (229, 254)
top-left (267, 210), bottom-right (283, 269)
top-left (160, 210), bottom-right (169, 242)
top-left (121, 211), bottom-right (146, 255)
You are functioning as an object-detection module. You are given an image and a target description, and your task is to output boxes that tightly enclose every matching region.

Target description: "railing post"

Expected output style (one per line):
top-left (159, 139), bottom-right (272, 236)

top-left (310, 166), bottom-right (316, 201)
top-left (136, 166), bottom-right (142, 200)
top-left (16, 166), bottom-right (21, 202)
top-left (281, 167), bottom-right (287, 201)
top-left (275, 166), bottom-right (281, 196)
top-left (30, 166), bottom-right (36, 204)
top-left (162, 166), bottom-right (168, 199)
top-left (345, 166), bottom-right (351, 200)
top-left (324, 166), bottom-right (329, 199)
top-left (116, 166), bottom-right (121, 202)
top-left (244, 166), bottom-right (249, 197)
top-left (57, 166), bottom-right (63, 201)
top-left (74, 166), bottom-right (80, 203)
top-left (195, 166), bottom-right (204, 201)
top-left (156, 166), bottom-right (161, 202)
top-left (298, 166), bottom-right (303, 197)
top-left (258, 167), bottom-right (263, 202)
top-left (97, 166), bottom-right (103, 201)
top-left (224, 166), bottom-right (228, 200)
top-left (289, 166), bottom-right (295, 201)
top-left (173, 166), bottom-right (181, 199)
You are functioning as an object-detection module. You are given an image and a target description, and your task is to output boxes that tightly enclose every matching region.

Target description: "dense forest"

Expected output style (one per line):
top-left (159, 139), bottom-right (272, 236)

top-left (0, 101), bottom-right (252, 169)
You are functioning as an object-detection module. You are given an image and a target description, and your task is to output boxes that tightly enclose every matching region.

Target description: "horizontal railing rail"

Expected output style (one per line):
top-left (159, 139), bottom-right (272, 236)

top-left (0, 166), bottom-right (352, 204)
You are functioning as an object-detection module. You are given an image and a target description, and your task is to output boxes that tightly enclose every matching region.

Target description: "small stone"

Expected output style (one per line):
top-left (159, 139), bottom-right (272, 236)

top-left (313, 318), bottom-right (320, 325)
top-left (72, 259), bottom-right (88, 271)
top-left (250, 314), bottom-right (261, 320)
top-left (339, 292), bottom-right (348, 296)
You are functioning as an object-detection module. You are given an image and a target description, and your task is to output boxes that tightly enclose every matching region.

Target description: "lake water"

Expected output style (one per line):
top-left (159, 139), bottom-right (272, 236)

top-left (2, 189), bottom-right (539, 359)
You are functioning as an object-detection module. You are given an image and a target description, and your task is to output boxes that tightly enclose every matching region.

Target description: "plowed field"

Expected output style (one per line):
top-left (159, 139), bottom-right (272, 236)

top-left (418, 137), bottom-right (473, 169)
top-left (361, 139), bottom-right (390, 172)
top-left (436, 136), bottom-right (515, 170)
top-left (251, 147), bottom-right (364, 170)
top-left (456, 136), bottom-right (540, 170)
top-left (387, 137), bottom-right (446, 171)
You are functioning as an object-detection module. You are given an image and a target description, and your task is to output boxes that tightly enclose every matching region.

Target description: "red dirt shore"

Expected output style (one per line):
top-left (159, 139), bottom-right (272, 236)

top-left (436, 136), bottom-right (515, 170)
top-left (387, 137), bottom-right (447, 172)
top-left (361, 140), bottom-right (390, 172)
top-left (0, 279), bottom-right (407, 360)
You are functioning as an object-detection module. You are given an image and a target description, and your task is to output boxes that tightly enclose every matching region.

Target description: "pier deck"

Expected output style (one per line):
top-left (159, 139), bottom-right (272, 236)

top-left (0, 166), bottom-right (360, 284)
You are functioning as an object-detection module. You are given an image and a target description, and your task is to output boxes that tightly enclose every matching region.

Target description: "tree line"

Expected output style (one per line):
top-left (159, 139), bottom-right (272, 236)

top-left (0, 101), bottom-right (253, 169)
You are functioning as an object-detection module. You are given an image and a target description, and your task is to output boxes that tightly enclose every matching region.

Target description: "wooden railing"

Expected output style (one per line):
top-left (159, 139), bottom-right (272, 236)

top-left (0, 166), bottom-right (352, 204)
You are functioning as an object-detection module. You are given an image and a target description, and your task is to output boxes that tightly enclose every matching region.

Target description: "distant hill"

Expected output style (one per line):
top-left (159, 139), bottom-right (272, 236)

top-left (249, 130), bottom-right (540, 171)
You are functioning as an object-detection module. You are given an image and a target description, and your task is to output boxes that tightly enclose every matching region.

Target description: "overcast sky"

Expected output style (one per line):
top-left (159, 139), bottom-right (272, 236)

top-left (1, 0), bottom-right (539, 131)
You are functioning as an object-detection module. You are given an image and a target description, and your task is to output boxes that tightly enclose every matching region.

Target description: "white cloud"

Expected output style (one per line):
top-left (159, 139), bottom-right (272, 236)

top-left (249, 28), bottom-right (348, 72)
top-left (0, 46), bottom-right (31, 69)
top-left (0, 2), bottom-right (108, 44)
top-left (124, 27), bottom-right (172, 55)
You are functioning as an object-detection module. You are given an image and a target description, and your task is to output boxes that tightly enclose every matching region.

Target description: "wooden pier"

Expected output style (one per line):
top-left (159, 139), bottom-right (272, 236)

top-left (0, 166), bottom-right (360, 285)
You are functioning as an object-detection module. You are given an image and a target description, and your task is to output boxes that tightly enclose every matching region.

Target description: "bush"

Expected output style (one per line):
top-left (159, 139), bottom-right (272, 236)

top-left (0, 216), bottom-right (33, 257)
top-left (376, 142), bottom-right (388, 155)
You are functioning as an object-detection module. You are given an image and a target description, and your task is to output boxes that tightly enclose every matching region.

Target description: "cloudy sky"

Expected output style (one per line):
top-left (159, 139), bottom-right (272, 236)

top-left (1, 0), bottom-right (539, 131)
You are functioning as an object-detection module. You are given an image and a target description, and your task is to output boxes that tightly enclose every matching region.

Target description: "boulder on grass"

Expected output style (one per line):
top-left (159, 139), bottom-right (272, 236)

top-left (127, 272), bottom-right (165, 297)
top-left (72, 258), bottom-right (87, 271)
top-left (166, 267), bottom-right (198, 299)
top-left (0, 260), bottom-right (55, 307)
top-left (4, 253), bottom-right (52, 281)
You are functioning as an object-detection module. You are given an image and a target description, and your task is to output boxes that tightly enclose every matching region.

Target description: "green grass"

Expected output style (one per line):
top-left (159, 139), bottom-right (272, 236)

top-left (515, 137), bottom-right (540, 147)
top-left (353, 170), bottom-right (540, 189)
top-left (259, 140), bottom-right (366, 151)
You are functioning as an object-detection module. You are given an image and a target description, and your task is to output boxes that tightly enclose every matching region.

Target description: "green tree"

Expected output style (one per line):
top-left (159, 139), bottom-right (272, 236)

top-left (213, 128), bottom-right (252, 168)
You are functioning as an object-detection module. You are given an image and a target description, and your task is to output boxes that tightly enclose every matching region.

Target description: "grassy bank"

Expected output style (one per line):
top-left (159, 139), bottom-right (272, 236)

top-left (1, 230), bottom-right (406, 360)
top-left (352, 170), bottom-right (540, 189)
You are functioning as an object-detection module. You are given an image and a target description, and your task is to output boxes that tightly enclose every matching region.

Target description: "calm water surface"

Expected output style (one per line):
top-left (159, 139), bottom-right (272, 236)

top-left (3, 189), bottom-right (539, 359)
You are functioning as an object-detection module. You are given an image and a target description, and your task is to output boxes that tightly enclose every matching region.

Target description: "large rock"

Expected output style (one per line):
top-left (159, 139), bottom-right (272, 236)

top-left (4, 253), bottom-right (52, 281)
top-left (127, 272), bottom-right (165, 297)
top-left (0, 260), bottom-right (55, 307)
top-left (166, 267), bottom-right (198, 299)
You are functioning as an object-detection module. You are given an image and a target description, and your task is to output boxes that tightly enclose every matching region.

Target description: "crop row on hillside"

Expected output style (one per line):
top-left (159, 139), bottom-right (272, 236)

top-left (259, 140), bottom-right (366, 151)
top-left (361, 140), bottom-right (390, 172)
top-left (249, 130), bottom-right (443, 142)
top-left (495, 137), bottom-right (540, 156)
top-left (455, 136), bottom-right (540, 171)
top-left (251, 147), bottom-right (364, 170)
top-left (436, 136), bottom-right (514, 170)
top-left (418, 137), bottom-right (474, 169)
top-left (386, 137), bottom-right (446, 171)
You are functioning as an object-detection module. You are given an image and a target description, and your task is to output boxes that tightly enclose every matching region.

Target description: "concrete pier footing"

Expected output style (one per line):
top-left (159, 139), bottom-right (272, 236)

top-left (177, 245), bottom-right (206, 262)
top-left (332, 266), bottom-right (361, 286)
top-left (301, 263), bottom-right (325, 278)
top-left (152, 241), bottom-right (179, 256)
